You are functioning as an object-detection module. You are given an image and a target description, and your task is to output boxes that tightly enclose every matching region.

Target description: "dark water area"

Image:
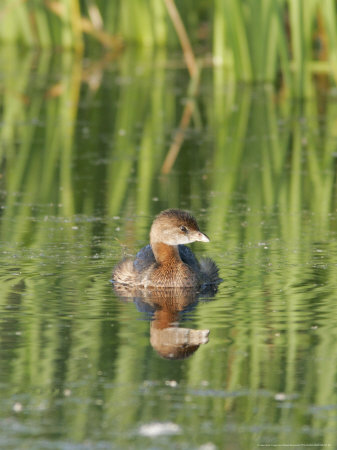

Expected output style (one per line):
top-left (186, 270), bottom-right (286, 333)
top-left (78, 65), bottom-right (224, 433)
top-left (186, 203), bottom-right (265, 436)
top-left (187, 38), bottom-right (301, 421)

top-left (0, 46), bottom-right (337, 449)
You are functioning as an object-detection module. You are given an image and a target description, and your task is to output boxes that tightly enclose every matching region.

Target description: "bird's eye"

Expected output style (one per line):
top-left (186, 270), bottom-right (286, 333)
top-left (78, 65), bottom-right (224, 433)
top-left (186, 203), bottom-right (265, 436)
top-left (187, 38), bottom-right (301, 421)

top-left (180, 225), bottom-right (188, 233)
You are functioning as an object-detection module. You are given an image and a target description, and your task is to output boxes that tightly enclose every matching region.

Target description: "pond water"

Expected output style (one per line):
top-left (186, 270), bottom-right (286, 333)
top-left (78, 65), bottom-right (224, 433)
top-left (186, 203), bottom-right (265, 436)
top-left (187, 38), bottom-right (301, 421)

top-left (0, 46), bottom-right (337, 449)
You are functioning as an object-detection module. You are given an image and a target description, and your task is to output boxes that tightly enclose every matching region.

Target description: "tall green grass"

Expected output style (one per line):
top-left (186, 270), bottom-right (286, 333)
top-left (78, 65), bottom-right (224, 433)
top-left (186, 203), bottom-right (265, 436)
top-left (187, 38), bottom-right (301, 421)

top-left (1, 1), bottom-right (337, 88)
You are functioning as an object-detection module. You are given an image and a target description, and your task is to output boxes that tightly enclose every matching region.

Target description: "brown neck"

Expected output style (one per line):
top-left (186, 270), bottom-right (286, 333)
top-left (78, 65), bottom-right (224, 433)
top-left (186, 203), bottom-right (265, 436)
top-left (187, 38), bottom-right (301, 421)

top-left (151, 241), bottom-right (181, 265)
top-left (153, 309), bottom-right (178, 329)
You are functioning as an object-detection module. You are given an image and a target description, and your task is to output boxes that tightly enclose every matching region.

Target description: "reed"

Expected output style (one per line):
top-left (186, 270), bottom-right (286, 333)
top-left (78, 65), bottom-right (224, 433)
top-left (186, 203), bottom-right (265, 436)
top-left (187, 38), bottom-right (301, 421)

top-left (1, 1), bottom-right (337, 88)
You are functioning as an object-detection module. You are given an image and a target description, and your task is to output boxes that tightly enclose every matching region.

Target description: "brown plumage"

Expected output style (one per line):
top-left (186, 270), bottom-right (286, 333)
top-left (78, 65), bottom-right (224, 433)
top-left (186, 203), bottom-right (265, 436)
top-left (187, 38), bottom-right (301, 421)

top-left (113, 209), bottom-right (220, 288)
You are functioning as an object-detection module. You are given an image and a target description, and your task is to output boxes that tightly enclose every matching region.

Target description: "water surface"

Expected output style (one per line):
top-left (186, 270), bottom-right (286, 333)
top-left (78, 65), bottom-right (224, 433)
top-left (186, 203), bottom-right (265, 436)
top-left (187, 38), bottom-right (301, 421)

top-left (0, 47), bottom-right (337, 449)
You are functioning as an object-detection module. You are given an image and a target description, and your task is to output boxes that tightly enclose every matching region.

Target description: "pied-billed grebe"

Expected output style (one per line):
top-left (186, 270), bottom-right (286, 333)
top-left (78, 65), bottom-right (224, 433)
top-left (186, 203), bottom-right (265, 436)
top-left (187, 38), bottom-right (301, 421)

top-left (113, 209), bottom-right (220, 288)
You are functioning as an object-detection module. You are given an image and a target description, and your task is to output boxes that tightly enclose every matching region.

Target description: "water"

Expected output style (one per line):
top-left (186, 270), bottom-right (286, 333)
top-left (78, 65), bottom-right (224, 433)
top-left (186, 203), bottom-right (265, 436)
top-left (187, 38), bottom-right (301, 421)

top-left (0, 46), bottom-right (337, 449)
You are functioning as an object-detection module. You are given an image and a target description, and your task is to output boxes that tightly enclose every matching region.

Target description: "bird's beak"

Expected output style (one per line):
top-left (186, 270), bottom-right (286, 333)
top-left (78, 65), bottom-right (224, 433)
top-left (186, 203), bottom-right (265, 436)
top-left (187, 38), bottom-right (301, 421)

top-left (196, 231), bottom-right (210, 243)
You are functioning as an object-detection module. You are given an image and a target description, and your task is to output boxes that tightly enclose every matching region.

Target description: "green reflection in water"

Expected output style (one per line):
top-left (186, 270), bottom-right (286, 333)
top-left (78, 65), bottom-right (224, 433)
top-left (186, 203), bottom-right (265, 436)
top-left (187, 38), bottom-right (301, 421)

top-left (0, 47), bottom-right (337, 449)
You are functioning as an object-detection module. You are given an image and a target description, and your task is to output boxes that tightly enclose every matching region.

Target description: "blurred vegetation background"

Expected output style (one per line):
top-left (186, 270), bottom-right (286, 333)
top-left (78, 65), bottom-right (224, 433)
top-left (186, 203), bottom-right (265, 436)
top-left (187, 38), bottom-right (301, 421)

top-left (1, 0), bottom-right (337, 92)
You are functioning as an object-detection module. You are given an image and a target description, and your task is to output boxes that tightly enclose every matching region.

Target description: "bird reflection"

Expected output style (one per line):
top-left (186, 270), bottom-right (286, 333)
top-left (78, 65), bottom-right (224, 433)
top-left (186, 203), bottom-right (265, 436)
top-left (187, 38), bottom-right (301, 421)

top-left (113, 284), bottom-right (218, 360)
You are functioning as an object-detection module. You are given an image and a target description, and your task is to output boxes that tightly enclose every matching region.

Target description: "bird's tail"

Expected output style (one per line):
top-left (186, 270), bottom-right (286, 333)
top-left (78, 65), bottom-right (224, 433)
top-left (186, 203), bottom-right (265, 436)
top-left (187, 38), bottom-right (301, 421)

top-left (199, 257), bottom-right (221, 284)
